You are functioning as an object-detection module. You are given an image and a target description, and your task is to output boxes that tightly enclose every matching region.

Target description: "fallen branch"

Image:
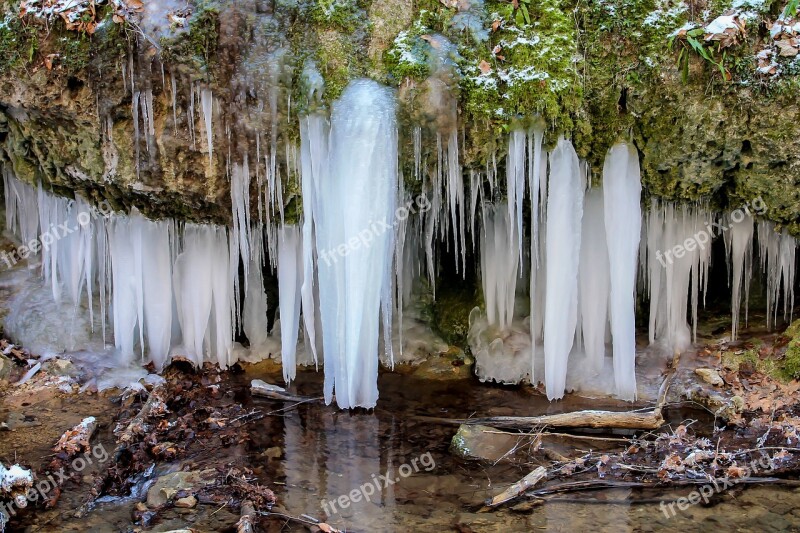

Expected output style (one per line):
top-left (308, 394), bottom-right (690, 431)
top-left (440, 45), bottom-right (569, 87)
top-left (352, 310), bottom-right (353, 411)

top-left (486, 466), bottom-right (547, 507)
top-left (250, 379), bottom-right (319, 403)
top-left (115, 383), bottom-right (168, 449)
top-left (528, 476), bottom-right (800, 498)
top-left (236, 500), bottom-right (256, 533)
top-left (54, 417), bottom-right (97, 457)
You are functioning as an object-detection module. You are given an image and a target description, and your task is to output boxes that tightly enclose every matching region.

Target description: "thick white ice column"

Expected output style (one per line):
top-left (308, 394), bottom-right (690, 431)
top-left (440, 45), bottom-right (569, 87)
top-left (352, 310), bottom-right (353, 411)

top-left (528, 124), bottom-right (544, 379)
top-left (316, 79), bottom-right (398, 409)
top-left (480, 203), bottom-right (518, 330)
top-left (543, 137), bottom-right (583, 400)
top-left (278, 225), bottom-right (303, 383)
top-left (138, 214), bottom-right (173, 369)
top-left (603, 142), bottom-right (642, 400)
top-left (108, 216), bottom-right (141, 363)
top-left (108, 211), bottom-right (174, 367)
top-left (243, 226), bottom-right (270, 350)
top-left (725, 211), bottom-right (754, 340)
top-left (173, 224), bottom-right (233, 366)
top-left (579, 188), bottom-right (609, 374)
top-left (299, 113), bottom-right (329, 365)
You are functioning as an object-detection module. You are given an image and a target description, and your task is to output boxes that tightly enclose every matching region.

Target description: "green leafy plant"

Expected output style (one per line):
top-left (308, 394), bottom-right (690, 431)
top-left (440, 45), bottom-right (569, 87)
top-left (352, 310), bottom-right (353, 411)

top-left (670, 27), bottom-right (729, 83)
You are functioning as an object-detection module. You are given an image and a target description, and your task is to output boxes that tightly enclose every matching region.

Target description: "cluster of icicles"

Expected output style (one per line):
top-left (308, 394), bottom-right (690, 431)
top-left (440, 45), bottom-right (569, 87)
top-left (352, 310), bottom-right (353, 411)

top-left (3, 78), bottom-right (799, 407)
top-left (472, 133), bottom-right (797, 400)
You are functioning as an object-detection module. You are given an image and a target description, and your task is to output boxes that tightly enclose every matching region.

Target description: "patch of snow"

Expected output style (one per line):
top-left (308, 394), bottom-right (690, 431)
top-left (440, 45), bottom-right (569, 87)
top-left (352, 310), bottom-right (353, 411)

top-left (705, 15), bottom-right (739, 34)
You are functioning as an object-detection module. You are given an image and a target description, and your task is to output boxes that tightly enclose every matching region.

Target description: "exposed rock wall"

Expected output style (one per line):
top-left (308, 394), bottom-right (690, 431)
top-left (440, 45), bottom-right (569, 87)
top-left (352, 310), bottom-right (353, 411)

top-left (0, 0), bottom-right (797, 234)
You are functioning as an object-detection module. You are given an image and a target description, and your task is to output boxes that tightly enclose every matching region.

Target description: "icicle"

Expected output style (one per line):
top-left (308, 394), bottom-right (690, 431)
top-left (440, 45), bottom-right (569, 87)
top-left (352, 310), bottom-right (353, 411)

top-left (278, 225), bottom-right (303, 383)
top-left (543, 137), bottom-right (583, 401)
top-left (189, 83), bottom-right (196, 149)
top-left (726, 211), bottom-right (754, 340)
top-left (132, 91), bottom-right (141, 178)
top-left (446, 130), bottom-right (466, 274)
top-left (231, 157), bottom-right (252, 283)
top-left (170, 72), bottom-right (178, 136)
top-left (413, 125), bottom-right (422, 181)
top-left (315, 79), bottom-right (397, 409)
top-left (173, 224), bottom-right (232, 366)
top-left (299, 113), bottom-right (329, 365)
top-left (243, 225), bottom-right (270, 350)
top-left (108, 216), bottom-right (140, 363)
top-left (480, 203), bottom-right (518, 330)
top-left (579, 188), bottom-right (609, 374)
top-left (201, 88), bottom-right (214, 167)
top-left (602, 142), bottom-right (642, 400)
top-left (138, 213), bottom-right (173, 369)
top-left (506, 128), bottom-right (526, 268)
top-left (528, 123), bottom-right (544, 380)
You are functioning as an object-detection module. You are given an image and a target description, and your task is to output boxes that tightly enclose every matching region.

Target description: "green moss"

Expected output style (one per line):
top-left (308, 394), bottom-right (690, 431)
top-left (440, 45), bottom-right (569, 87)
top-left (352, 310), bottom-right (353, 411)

top-left (160, 8), bottom-right (220, 77)
top-left (433, 284), bottom-right (480, 346)
top-left (315, 29), bottom-right (364, 101)
top-left (307, 0), bottom-right (363, 32)
top-left (781, 320), bottom-right (800, 381)
top-left (0, 12), bottom-right (39, 74)
top-left (384, 19), bottom-right (432, 82)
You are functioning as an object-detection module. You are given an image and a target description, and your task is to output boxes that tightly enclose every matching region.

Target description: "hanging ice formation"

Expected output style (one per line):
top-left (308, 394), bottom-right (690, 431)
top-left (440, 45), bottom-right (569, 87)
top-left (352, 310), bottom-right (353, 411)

top-left (602, 143), bottom-right (642, 400)
top-left (312, 79), bottom-right (398, 409)
top-left (277, 225), bottom-right (303, 384)
top-left (542, 137), bottom-right (584, 400)
top-left (3, 75), bottom-right (799, 408)
top-left (578, 188), bottom-right (609, 375)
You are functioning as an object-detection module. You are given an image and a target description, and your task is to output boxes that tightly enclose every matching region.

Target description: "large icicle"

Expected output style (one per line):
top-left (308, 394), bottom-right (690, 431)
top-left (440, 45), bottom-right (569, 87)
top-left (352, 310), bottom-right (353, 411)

top-left (480, 203), bottom-right (518, 330)
top-left (299, 113), bottom-right (329, 365)
top-left (506, 128), bottom-right (526, 267)
top-left (543, 137), bottom-right (583, 400)
top-left (578, 188), bottom-right (609, 374)
top-left (603, 142), bottom-right (642, 400)
top-left (726, 211), bottom-right (754, 341)
top-left (278, 225), bottom-right (303, 384)
top-left (138, 213), bottom-right (173, 370)
top-left (316, 79), bottom-right (398, 409)
top-left (528, 123), bottom-right (544, 380)
top-left (201, 89), bottom-right (214, 167)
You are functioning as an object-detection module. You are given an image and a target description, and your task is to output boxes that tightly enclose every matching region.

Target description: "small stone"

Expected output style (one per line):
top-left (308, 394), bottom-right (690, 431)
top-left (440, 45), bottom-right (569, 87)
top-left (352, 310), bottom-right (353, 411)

top-left (0, 354), bottom-right (12, 381)
top-left (160, 487), bottom-right (178, 501)
top-left (695, 368), bottom-right (724, 386)
top-left (450, 424), bottom-right (521, 461)
top-left (261, 446), bottom-right (282, 459)
top-left (175, 495), bottom-right (197, 509)
top-left (135, 502), bottom-right (148, 512)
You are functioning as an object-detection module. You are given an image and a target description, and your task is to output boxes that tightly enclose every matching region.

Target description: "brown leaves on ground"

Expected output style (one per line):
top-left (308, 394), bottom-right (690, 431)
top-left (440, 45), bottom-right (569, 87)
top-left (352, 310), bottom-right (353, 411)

top-left (53, 418), bottom-right (96, 457)
top-left (19, 0), bottom-right (145, 32)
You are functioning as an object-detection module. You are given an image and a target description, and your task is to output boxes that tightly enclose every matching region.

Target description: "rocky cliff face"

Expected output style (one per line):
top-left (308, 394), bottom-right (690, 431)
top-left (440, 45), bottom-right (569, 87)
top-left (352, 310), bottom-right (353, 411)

top-left (0, 0), bottom-right (798, 233)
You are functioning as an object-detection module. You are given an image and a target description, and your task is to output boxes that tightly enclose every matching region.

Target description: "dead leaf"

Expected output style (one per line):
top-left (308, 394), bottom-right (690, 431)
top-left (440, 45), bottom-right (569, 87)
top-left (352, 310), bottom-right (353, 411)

top-left (44, 54), bottom-right (59, 70)
top-left (478, 60), bottom-right (492, 75)
top-left (726, 464), bottom-right (747, 478)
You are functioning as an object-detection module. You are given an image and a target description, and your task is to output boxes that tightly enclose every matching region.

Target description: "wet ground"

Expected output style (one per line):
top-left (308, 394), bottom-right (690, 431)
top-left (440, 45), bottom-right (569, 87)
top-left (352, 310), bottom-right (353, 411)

top-left (1, 352), bottom-right (799, 533)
